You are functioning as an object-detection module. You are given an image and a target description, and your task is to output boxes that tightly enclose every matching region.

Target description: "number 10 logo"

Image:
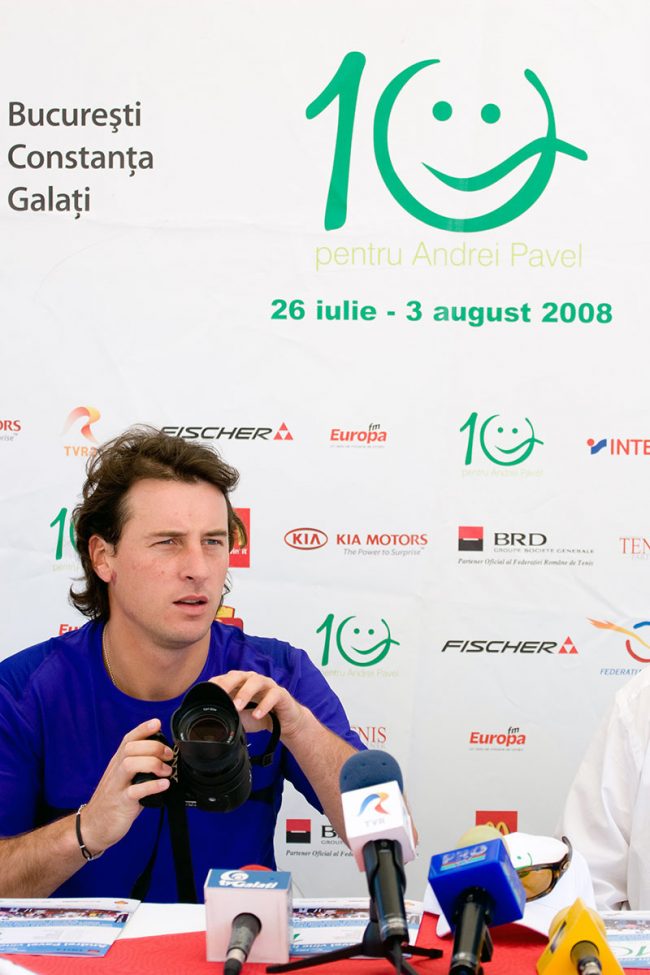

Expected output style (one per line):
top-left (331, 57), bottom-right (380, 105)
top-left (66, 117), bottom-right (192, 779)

top-left (307, 52), bottom-right (587, 232)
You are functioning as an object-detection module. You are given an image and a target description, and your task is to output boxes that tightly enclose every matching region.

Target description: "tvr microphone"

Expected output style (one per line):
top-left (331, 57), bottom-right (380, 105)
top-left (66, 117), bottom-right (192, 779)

top-left (340, 750), bottom-right (416, 948)
top-left (536, 898), bottom-right (623, 975)
top-left (204, 866), bottom-right (291, 969)
top-left (429, 825), bottom-right (526, 975)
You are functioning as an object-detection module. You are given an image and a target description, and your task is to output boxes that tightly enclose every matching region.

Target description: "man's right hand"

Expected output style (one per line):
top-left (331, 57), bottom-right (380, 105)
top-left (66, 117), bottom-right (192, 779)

top-left (78, 718), bottom-right (173, 857)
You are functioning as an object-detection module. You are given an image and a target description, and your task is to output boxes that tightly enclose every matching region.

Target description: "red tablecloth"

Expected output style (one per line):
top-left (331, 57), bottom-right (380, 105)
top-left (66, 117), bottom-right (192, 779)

top-left (0, 912), bottom-right (639, 974)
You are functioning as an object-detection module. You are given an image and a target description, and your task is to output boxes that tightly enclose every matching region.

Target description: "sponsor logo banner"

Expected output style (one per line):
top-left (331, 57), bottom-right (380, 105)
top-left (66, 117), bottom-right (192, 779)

top-left (475, 810), bottom-right (518, 835)
top-left (441, 636), bottom-right (577, 655)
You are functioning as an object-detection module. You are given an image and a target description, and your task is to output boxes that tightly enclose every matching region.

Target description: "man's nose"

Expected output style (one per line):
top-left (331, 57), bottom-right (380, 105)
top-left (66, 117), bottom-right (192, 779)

top-left (180, 542), bottom-right (210, 580)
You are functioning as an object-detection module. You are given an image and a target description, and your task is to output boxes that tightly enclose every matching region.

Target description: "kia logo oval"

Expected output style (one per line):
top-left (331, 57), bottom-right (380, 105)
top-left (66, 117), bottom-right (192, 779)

top-left (284, 528), bottom-right (328, 550)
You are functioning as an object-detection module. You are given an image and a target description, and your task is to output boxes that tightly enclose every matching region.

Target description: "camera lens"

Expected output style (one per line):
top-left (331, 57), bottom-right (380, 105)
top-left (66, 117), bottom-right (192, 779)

top-left (170, 682), bottom-right (252, 812)
top-left (185, 714), bottom-right (231, 743)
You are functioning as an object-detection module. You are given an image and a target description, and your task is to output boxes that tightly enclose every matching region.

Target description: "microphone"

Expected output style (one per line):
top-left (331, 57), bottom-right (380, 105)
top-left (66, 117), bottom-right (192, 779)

top-left (224, 914), bottom-right (261, 975)
top-left (339, 750), bottom-right (416, 947)
top-left (537, 898), bottom-right (624, 975)
top-left (428, 825), bottom-right (526, 975)
top-left (204, 866), bottom-right (291, 968)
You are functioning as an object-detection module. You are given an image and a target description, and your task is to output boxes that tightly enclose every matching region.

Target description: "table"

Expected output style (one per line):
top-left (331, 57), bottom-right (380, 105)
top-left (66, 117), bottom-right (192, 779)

top-left (0, 910), bottom-right (642, 974)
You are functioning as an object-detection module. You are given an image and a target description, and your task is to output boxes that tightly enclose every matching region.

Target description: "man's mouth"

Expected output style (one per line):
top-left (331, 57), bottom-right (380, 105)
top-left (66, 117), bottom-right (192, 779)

top-left (175, 596), bottom-right (208, 606)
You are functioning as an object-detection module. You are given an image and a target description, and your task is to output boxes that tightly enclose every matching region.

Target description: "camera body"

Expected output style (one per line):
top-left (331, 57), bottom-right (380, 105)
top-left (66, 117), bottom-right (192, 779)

top-left (135, 682), bottom-right (255, 813)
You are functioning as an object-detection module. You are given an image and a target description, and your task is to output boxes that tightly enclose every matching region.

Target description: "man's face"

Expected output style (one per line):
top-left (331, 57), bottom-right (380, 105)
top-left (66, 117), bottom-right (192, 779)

top-left (95, 478), bottom-right (230, 651)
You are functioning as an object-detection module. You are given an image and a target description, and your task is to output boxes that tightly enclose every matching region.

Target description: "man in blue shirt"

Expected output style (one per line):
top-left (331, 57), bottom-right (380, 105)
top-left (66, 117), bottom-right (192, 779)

top-left (0, 427), bottom-right (362, 900)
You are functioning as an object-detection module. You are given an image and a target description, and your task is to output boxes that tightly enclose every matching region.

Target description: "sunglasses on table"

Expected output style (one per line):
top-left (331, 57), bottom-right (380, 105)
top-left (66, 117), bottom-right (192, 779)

top-left (515, 836), bottom-right (573, 901)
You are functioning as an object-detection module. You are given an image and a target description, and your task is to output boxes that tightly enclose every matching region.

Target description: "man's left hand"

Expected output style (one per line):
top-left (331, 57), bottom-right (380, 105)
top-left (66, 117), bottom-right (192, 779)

top-left (209, 671), bottom-right (305, 741)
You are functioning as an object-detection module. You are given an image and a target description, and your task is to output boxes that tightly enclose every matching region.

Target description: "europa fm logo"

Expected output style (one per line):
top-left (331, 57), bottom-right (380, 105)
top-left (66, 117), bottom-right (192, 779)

top-left (589, 617), bottom-right (650, 663)
top-left (308, 53), bottom-right (586, 232)
top-left (317, 613), bottom-right (400, 667)
top-left (461, 412), bottom-right (543, 466)
top-left (62, 406), bottom-right (101, 456)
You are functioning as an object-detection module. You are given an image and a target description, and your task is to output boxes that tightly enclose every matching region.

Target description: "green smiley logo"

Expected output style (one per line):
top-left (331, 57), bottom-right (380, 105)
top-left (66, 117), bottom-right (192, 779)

top-left (308, 54), bottom-right (588, 232)
top-left (375, 63), bottom-right (588, 232)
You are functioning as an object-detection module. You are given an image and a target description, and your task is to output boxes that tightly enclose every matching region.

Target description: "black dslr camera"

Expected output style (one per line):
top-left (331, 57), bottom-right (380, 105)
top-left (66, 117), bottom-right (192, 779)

top-left (134, 682), bottom-right (280, 813)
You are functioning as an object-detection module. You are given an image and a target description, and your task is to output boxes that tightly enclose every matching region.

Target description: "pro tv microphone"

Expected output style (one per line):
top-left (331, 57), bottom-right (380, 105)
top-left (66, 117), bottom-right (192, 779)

top-left (340, 750), bottom-right (416, 947)
top-left (429, 825), bottom-right (526, 975)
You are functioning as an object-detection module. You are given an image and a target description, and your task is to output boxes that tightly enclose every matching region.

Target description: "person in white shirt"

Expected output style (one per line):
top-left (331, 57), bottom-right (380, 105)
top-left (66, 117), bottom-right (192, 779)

top-left (560, 664), bottom-right (650, 909)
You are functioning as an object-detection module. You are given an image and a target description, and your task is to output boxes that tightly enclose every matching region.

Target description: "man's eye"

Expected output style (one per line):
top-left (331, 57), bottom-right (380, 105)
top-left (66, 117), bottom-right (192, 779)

top-left (205, 538), bottom-right (225, 546)
top-left (156, 538), bottom-right (176, 545)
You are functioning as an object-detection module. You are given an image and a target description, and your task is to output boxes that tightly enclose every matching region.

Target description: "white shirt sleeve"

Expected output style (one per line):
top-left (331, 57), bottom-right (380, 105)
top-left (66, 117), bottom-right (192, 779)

top-left (560, 690), bottom-right (645, 910)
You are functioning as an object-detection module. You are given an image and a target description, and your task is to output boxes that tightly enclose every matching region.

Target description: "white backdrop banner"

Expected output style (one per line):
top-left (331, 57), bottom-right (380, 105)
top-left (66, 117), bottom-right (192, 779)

top-left (1, 0), bottom-right (649, 899)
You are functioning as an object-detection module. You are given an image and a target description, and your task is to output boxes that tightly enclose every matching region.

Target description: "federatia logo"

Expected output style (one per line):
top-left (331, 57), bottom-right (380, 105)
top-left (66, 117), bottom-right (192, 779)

top-left (308, 53), bottom-right (587, 232)
top-left (62, 406), bottom-right (101, 455)
top-left (317, 613), bottom-right (400, 667)
top-left (589, 617), bottom-right (650, 663)
top-left (587, 437), bottom-right (650, 457)
top-left (461, 412), bottom-right (543, 466)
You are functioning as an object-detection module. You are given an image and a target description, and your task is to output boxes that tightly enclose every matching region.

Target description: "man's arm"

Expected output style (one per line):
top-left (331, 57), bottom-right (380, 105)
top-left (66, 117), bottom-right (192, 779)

top-left (210, 671), bottom-right (359, 840)
top-left (0, 719), bottom-right (173, 897)
top-left (560, 696), bottom-right (641, 911)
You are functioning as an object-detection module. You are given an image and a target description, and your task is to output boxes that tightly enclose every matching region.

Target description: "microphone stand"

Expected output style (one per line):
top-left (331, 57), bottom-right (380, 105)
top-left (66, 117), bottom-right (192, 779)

top-left (266, 899), bottom-right (442, 975)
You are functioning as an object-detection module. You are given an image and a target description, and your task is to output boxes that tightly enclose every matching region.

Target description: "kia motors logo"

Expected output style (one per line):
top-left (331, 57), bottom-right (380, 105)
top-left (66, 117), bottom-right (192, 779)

top-left (284, 528), bottom-right (328, 550)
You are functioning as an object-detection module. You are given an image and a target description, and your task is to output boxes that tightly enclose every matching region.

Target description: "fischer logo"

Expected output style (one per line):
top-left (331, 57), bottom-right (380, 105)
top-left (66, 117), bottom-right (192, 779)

top-left (330, 422), bottom-right (387, 446)
top-left (284, 528), bottom-right (328, 550)
top-left (588, 437), bottom-right (650, 457)
top-left (161, 422), bottom-right (293, 442)
top-left (442, 636), bottom-right (578, 654)
top-left (469, 725), bottom-right (526, 750)
top-left (475, 810), bottom-right (518, 835)
top-left (0, 420), bottom-right (21, 442)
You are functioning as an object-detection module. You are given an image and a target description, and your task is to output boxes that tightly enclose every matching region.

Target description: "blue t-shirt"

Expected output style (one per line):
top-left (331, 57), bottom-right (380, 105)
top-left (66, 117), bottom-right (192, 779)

top-left (0, 622), bottom-right (362, 901)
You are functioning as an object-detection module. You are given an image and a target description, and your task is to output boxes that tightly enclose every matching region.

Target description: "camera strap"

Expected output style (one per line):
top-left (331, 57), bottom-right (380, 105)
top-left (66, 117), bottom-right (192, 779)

top-left (247, 705), bottom-right (281, 768)
top-left (131, 795), bottom-right (197, 903)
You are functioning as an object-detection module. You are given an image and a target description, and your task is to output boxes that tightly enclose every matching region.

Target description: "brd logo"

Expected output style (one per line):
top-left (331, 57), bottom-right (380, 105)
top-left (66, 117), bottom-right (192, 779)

top-left (308, 53), bottom-right (587, 232)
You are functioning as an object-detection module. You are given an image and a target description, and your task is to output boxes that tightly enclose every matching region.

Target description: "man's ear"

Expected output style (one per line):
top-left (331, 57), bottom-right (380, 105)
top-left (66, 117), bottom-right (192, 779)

top-left (88, 535), bottom-right (114, 583)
